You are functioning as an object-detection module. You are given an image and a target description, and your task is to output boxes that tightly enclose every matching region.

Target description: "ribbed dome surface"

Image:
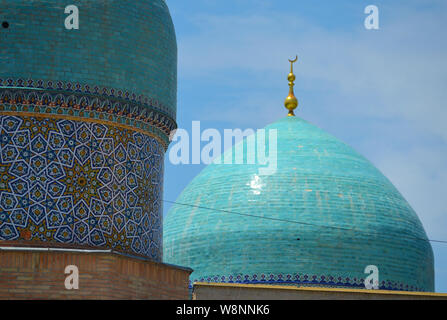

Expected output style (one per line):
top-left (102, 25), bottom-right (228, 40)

top-left (0, 0), bottom-right (177, 118)
top-left (164, 116), bottom-right (434, 291)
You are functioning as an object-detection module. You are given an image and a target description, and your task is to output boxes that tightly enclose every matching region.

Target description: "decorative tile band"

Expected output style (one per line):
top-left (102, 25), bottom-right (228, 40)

top-left (0, 81), bottom-right (177, 148)
top-left (0, 115), bottom-right (164, 261)
top-left (0, 111), bottom-right (169, 150)
top-left (0, 78), bottom-right (175, 118)
top-left (190, 274), bottom-right (423, 292)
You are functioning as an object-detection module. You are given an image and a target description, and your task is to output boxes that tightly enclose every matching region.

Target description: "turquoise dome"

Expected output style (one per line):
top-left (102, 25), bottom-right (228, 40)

top-left (0, 0), bottom-right (177, 119)
top-left (164, 116), bottom-right (435, 291)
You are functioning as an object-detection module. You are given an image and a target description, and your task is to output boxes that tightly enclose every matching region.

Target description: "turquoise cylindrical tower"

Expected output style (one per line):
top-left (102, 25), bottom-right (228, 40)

top-left (164, 116), bottom-right (435, 291)
top-left (0, 0), bottom-right (177, 261)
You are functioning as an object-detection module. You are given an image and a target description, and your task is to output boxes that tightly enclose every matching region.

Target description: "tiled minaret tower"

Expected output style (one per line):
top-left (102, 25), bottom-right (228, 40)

top-left (0, 0), bottom-right (191, 299)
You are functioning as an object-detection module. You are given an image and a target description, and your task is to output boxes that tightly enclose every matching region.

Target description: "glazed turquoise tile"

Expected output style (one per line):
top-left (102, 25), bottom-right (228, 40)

top-left (164, 116), bottom-right (434, 291)
top-left (0, 0), bottom-right (177, 119)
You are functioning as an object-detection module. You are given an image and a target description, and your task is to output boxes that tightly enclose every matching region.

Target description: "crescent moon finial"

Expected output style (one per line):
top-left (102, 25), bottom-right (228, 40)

top-left (288, 55), bottom-right (298, 74)
top-left (284, 55), bottom-right (299, 117)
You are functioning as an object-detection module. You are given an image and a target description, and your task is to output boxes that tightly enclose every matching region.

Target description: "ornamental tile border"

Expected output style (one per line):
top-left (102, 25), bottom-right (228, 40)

top-left (190, 274), bottom-right (423, 292)
top-left (0, 78), bottom-right (175, 119)
top-left (0, 79), bottom-right (176, 148)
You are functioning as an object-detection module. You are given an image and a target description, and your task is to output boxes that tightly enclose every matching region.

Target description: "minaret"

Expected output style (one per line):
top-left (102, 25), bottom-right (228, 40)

top-left (0, 0), bottom-right (191, 299)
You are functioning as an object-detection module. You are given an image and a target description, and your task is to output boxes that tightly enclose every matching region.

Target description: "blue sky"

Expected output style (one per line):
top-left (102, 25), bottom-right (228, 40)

top-left (164, 0), bottom-right (447, 292)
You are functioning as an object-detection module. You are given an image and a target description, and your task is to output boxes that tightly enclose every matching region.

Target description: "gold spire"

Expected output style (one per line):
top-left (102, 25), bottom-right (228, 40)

top-left (284, 55), bottom-right (298, 116)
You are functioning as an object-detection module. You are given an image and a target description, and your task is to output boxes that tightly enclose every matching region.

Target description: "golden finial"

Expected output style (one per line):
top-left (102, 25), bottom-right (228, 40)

top-left (284, 55), bottom-right (298, 116)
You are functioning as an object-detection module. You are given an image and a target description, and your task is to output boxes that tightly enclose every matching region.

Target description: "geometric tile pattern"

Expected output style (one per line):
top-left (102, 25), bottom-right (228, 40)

top-left (0, 115), bottom-right (164, 261)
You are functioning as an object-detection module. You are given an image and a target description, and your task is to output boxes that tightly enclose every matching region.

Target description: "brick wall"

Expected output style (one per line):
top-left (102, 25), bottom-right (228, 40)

top-left (0, 249), bottom-right (191, 299)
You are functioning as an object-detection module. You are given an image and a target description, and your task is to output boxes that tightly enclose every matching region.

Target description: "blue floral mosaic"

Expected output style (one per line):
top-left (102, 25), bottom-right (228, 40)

top-left (0, 115), bottom-right (164, 261)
